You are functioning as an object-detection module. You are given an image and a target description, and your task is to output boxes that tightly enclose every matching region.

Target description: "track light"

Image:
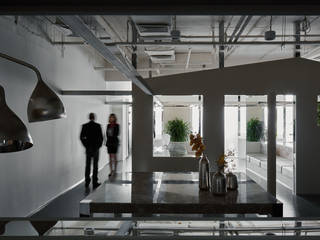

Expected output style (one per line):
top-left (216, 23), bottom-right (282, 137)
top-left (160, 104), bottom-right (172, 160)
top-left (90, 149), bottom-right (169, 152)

top-left (0, 52), bottom-right (66, 122)
top-left (0, 86), bottom-right (33, 153)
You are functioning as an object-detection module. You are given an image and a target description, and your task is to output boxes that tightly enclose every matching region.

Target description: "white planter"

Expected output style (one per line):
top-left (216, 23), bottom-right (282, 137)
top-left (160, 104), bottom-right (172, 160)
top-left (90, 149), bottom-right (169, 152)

top-left (168, 142), bottom-right (187, 157)
top-left (246, 141), bottom-right (261, 153)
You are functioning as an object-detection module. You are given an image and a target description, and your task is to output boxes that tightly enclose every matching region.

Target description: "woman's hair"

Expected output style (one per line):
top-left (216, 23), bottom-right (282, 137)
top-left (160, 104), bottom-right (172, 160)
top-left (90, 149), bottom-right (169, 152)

top-left (109, 113), bottom-right (117, 123)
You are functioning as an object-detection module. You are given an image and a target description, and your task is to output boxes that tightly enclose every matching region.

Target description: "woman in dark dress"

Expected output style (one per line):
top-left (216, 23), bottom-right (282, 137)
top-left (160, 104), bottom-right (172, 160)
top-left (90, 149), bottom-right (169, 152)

top-left (106, 113), bottom-right (119, 176)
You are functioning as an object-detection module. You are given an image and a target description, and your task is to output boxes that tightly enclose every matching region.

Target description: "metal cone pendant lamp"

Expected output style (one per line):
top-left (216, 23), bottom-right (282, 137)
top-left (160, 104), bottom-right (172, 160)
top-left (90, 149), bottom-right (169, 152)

top-left (0, 86), bottom-right (33, 153)
top-left (0, 52), bottom-right (66, 122)
top-left (28, 76), bottom-right (66, 122)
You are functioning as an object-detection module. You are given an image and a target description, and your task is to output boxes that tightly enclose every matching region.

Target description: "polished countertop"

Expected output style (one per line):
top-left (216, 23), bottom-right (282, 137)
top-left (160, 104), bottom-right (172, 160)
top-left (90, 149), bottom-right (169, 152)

top-left (80, 172), bottom-right (282, 217)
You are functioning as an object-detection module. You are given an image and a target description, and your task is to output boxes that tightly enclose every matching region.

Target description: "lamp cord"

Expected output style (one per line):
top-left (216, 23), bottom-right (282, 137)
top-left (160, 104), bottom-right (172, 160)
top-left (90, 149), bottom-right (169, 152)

top-left (0, 52), bottom-right (42, 82)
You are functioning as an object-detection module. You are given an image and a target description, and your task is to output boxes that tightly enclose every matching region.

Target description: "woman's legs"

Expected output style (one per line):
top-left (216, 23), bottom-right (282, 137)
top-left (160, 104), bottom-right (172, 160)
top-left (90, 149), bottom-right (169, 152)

top-left (113, 153), bottom-right (117, 173)
top-left (108, 154), bottom-right (113, 176)
top-left (108, 153), bottom-right (117, 176)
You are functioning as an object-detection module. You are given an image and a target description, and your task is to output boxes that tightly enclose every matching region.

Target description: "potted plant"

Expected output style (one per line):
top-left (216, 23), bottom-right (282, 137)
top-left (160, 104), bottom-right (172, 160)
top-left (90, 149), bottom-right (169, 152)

top-left (165, 118), bottom-right (190, 156)
top-left (246, 118), bottom-right (263, 153)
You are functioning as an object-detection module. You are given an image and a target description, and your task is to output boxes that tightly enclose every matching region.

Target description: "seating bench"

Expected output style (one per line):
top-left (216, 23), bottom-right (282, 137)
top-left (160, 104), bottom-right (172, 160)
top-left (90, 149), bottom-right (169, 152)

top-left (246, 153), bottom-right (293, 190)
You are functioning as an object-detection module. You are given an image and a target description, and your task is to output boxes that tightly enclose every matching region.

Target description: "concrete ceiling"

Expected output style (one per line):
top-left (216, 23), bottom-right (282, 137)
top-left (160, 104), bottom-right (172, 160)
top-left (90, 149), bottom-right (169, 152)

top-left (98, 15), bottom-right (320, 78)
top-left (9, 15), bottom-right (320, 81)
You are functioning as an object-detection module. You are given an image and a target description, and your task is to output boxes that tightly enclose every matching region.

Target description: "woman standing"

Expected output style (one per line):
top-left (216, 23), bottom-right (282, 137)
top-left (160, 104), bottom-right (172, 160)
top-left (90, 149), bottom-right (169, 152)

top-left (106, 113), bottom-right (119, 177)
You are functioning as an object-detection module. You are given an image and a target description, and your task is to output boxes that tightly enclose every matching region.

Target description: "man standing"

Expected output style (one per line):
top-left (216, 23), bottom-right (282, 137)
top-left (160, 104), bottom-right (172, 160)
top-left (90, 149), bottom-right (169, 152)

top-left (80, 113), bottom-right (103, 189)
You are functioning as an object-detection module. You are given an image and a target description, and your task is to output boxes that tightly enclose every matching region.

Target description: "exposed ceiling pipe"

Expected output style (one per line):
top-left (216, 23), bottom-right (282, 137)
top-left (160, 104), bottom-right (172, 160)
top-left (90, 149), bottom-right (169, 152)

top-left (101, 41), bottom-right (320, 46)
top-left (51, 33), bottom-right (320, 45)
top-left (138, 33), bottom-right (320, 39)
top-left (59, 16), bottom-right (153, 95)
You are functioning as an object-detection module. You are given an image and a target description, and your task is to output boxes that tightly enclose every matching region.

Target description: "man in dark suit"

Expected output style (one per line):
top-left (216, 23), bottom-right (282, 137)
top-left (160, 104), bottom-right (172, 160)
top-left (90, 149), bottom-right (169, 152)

top-left (80, 113), bottom-right (103, 189)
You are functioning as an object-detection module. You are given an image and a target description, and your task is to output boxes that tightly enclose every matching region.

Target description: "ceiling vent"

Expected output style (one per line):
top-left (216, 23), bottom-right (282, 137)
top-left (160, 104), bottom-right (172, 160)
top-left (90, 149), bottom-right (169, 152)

top-left (145, 47), bottom-right (175, 63)
top-left (150, 55), bottom-right (175, 63)
top-left (136, 24), bottom-right (171, 36)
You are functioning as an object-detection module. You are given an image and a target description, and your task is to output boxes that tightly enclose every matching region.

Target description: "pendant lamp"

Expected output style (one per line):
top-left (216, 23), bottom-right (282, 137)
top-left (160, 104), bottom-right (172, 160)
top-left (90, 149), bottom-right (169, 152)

top-left (0, 52), bottom-right (66, 122)
top-left (0, 86), bottom-right (33, 153)
top-left (28, 75), bottom-right (66, 122)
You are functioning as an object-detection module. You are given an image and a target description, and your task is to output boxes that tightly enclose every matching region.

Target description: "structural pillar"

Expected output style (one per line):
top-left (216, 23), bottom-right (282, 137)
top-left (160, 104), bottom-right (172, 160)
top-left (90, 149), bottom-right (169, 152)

top-left (267, 93), bottom-right (276, 196)
top-left (219, 20), bottom-right (224, 69)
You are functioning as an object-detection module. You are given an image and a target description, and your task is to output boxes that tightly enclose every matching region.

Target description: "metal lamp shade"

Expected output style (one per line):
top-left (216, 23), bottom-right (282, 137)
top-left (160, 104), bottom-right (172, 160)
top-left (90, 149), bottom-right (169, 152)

top-left (0, 86), bottom-right (33, 153)
top-left (27, 80), bottom-right (66, 123)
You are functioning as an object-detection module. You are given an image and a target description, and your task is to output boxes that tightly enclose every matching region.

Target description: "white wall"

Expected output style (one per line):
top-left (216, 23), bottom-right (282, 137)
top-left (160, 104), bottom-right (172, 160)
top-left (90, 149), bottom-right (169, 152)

top-left (163, 106), bottom-right (192, 130)
top-left (0, 17), bottom-right (110, 216)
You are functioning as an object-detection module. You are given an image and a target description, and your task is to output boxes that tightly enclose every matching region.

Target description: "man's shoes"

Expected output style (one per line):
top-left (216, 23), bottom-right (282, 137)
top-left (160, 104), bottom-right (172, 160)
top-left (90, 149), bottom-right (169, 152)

top-left (93, 182), bottom-right (101, 189)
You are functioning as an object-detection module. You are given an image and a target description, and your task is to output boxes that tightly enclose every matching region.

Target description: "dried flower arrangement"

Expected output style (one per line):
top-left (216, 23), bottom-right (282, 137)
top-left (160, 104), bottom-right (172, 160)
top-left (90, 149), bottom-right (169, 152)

top-left (189, 133), bottom-right (205, 158)
top-left (217, 150), bottom-right (235, 173)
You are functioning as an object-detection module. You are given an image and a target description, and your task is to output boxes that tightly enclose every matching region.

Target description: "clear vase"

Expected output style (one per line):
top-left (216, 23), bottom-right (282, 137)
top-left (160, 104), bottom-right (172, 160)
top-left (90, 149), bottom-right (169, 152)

top-left (198, 155), bottom-right (210, 191)
top-left (226, 172), bottom-right (238, 190)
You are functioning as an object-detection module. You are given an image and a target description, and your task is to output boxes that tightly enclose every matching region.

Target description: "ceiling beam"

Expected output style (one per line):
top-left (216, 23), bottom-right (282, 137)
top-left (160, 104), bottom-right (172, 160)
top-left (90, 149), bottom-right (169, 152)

top-left (59, 16), bottom-right (153, 95)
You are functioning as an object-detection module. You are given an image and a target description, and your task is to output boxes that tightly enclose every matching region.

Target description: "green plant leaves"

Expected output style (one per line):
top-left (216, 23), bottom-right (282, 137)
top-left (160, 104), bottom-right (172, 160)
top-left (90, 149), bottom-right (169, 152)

top-left (247, 117), bottom-right (263, 142)
top-left (165, 118), bottom-right (190, 142)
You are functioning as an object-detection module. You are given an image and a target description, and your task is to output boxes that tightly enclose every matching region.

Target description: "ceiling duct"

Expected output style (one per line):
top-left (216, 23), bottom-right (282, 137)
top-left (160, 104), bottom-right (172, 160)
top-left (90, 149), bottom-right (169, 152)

top-left (136, 24), bottom-right (171, 36)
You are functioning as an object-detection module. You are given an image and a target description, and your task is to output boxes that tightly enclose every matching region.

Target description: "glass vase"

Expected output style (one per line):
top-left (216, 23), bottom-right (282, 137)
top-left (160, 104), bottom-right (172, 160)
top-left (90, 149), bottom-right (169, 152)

top-left (198, 155), bottom-right (210, 191)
